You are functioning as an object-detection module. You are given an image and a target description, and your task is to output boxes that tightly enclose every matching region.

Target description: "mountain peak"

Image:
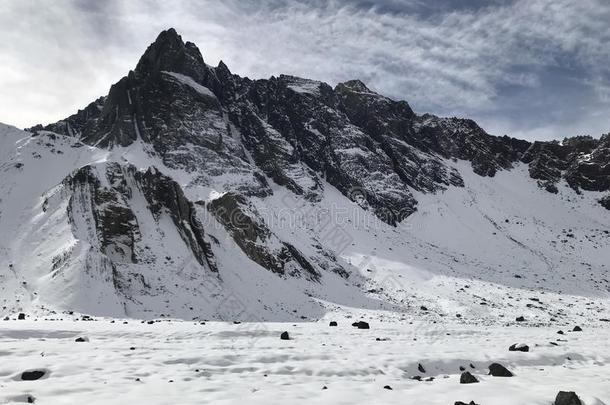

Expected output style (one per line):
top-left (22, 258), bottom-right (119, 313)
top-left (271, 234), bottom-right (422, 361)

top-left (135, 28), bottom-right (205, 79)
top-left (336, 79), bottom-right (373, 93)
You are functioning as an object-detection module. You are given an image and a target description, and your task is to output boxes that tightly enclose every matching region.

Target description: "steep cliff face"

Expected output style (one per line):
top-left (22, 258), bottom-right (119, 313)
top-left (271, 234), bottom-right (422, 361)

top-left (3, 29), bottom-right (609, 319)
top-left (33, 29), bottom-right (610, 217)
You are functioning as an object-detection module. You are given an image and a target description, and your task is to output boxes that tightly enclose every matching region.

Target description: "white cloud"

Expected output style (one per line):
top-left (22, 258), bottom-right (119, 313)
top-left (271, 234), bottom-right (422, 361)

top-left (1, 0), bottom-right (609, 140)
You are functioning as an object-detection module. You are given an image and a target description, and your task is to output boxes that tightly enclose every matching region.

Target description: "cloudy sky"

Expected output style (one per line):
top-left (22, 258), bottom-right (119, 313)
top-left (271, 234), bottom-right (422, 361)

top-left (1, 0), bottom-right (609, 140)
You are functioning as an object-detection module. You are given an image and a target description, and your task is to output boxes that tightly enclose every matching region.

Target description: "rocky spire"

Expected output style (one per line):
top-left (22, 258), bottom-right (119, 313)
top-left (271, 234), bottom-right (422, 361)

top-left (135, 28), bottom-right (206, 82)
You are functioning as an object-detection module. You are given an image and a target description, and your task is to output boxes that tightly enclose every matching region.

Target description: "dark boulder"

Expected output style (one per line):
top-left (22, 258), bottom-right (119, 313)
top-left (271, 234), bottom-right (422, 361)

top-left (21, 370), bottom-right (47, 381)
top-left (554, 391), bottom-right (582, 405)
top-left (18, 313), bottom-right (26, 320)
top-left (460, 372), bottom-right (479, 384)
top-left (280, 331), bottom-right (290, 340)
top-left (515, 316), bottom-right (525, 322)
top-left (572, 326), bottom-right (582, 332)
top-left (329, 321), bottom-right (338, 327)
top-left (488, 363), bottom-right (513, 377)
top-left (509, 343), bottom-right (530, 352)
top-left (352, 321), bottom-right (370, 329)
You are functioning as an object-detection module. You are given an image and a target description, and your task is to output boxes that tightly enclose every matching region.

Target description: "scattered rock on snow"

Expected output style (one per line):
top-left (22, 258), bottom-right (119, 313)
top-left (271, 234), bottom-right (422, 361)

top-left (18, 313), bottom-right (26, 320)
top-left (460, 372), bottom-right (479, 384)
top-left (20, 370), bottom-right (47, 381)
top-left (572, 326), bottom-right (583, 332)
top-left (352, 321), bottom-right (370, 329)
top-left (383, 385), bottom-right (393, 390)
top-left (515, 316), bottom-right (525, 322)
top-left (554, 391), bottom-right (582, 405)
top-left (280, 331), bottom-right (290, 340)
top-left (418, 363), bottom-right (426, 373)
top-left (329, 321), bottom-right (337, 327)
top-left (509, 343), bottom-right (530, 352)
top-left (488, 363), bottom-right (513, 377)
top-left (75, 337), bottom-right (89, 342)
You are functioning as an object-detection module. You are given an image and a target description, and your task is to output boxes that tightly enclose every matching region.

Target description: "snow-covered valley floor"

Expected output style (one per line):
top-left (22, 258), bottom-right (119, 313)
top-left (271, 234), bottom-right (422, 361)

top-left (1, 317), bottom-right (608, 404)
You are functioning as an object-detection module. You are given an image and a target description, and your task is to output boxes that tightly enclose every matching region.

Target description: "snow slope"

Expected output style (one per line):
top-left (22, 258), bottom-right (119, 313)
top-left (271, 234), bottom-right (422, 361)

top-left (1, 121), bottom-right (609, 328)
top-left (0, 319), bottom-right (608, 405)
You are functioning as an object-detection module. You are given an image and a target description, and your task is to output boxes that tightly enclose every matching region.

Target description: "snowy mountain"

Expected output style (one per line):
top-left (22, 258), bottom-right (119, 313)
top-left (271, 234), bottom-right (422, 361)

top-left (1, 28), bottom-right (609, 325)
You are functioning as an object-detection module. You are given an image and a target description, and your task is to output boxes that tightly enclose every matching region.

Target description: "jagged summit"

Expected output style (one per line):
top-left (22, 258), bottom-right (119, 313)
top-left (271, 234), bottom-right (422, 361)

top-left (31, 29), bottom-right (610, 212)
top-left (135, 28), bottom-right (207, 81)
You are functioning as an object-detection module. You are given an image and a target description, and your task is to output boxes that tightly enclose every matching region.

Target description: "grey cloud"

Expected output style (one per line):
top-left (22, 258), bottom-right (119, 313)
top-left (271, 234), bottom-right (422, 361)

top-left (0, 0), bottom-right (608, 141)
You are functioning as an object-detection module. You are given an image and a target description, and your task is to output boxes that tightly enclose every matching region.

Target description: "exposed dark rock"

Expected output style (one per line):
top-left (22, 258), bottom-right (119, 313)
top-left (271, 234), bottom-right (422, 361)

top-left (515, 316), bottom-right (525, 322)
top-left (352, 321), bottom-right (370, 329)
top-left (418, 363), bottom-right (426, 373)
top-left (31, 29), bottom-right (610, 235)
top-left (460, 371), bottom-right (479, 384)
top-left (383, 385), bottom-right (393, 390)
top-left (572, 326), bottom-right (583, 332)
top-left (17, 313), bottom-right (25, 320)
top-left (21, 370), bottom-right (47, 381)
top-left (488, 363), bottom-right (513, 377)
top-left (280, 331), bottom-right (290, 340)
top-left (208, 192), bottom-right (322, 279)
top-left (329, 321), bottom-right (338, 327)
top-left (509, 343), bottom-right (530, 352)
top-left (554, 391), bottom-right (582, 405)
top-left (74, 337), bottom-right (88, 342)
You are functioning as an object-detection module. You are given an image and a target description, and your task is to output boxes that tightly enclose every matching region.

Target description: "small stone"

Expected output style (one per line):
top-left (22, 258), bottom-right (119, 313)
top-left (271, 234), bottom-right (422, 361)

top-left (488, 363), bottom-right (513, 377)
top-left (515, 316), bottom-right (525, 322)
top-left (280, 331), bottom-right (290, 340)
top-left (383, 385), bottom-right (393, 390)
top-left (352, 321), bottom-right (370, 329)
top-left (21, 370), bottom-right (46, 381)
top-left (418, 363), bottom-right (426, 373)
top-left (572, 326), bottom-right (582, 332)
top-left (554, 391), bottom-right (582, 405)
top-left (509, 343), bottom-right (529, 352)
top-left (18, 313), bottom-right (26, 320)
top-left (75, 337), bottom-right (88, 342)
top-left (329, 321), bottom-right (337, 326)
top-left (460, 371), bottom-right (479, 384)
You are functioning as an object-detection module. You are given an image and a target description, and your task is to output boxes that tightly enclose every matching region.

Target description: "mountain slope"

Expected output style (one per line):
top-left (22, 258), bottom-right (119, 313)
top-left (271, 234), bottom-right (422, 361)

top-left (1, 29), bottom-right (609, 323)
